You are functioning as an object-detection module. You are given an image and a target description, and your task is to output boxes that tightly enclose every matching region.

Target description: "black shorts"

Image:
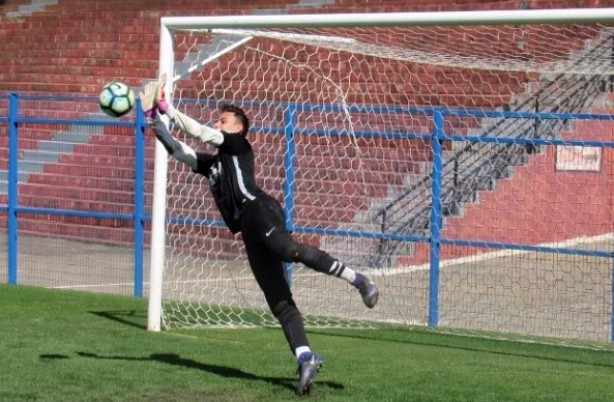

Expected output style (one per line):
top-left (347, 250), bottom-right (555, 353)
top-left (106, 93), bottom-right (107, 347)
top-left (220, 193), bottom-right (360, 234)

top-left (239, 194), bottom-right (294, 308)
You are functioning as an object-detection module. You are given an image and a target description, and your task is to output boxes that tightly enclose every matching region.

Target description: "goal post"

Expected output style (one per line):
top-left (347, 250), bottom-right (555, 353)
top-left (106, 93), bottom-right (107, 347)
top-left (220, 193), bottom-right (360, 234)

top-left (147, 9), bottom-right (614, 342)
top-left (146, 22), bottom-right (174, 332)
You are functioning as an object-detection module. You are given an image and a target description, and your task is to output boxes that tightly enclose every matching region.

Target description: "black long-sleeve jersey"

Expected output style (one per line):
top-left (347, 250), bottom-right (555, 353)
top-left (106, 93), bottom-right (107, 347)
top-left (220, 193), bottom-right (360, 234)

top-left (193, 132), bottom-right (265, 233)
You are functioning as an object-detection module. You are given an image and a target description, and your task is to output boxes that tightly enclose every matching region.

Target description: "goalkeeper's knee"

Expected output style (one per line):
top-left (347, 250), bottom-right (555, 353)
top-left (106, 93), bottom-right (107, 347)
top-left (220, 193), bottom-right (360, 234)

top-left (279, 239), bottom-right (335, 274)
top-left (279, 239), bottom-right (313, 263)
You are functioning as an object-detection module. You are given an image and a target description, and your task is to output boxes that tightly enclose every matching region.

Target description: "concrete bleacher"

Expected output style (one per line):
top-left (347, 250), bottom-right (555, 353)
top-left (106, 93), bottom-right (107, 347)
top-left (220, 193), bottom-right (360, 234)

top-left (0, 0), bottom-right (609, 262)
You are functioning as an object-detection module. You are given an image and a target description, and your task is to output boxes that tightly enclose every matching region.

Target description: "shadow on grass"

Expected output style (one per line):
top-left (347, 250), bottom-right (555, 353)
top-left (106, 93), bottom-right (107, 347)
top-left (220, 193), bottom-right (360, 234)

top-left (306, 328), bottom-right (614, 369)
top-left (76, 351), bottom-right (344, 393)
top-left (39, 354), bottom-right (70, 360)
top-left (89, 310), bottom-right (147, 330)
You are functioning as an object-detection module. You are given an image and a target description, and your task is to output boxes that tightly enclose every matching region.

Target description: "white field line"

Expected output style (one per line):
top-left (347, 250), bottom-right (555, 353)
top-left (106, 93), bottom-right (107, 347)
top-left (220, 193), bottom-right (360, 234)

top-left (50, 232), bottom-right (612, 290)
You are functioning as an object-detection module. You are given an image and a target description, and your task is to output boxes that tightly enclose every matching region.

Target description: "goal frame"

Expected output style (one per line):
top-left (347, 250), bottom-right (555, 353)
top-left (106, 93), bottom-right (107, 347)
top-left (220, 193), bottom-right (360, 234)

top-left (147, 7), bottom-right (614, 332)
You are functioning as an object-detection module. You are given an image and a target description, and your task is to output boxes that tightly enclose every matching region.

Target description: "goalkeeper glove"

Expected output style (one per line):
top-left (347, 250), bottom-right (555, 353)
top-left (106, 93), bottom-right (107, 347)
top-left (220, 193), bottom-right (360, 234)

top-left (157, 98), bottom-right (169, 115)
top-left (139, 74), bottom-right (167, 118)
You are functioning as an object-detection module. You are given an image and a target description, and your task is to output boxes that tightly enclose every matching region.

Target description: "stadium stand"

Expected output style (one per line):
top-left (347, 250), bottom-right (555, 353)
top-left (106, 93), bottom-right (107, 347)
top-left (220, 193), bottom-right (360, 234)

top-left (0, 0), bottom-right (611, 266)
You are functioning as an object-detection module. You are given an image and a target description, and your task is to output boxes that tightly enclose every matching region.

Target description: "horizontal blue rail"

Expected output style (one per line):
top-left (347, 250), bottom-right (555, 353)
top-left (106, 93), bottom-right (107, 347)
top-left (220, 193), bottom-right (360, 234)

top-left (1, 93), bottom-right (613, 341)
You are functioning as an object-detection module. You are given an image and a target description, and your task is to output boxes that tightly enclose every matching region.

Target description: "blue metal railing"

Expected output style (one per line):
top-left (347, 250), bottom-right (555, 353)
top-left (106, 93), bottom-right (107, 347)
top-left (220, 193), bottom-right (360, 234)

top-left (1, 93), bottom-right (613, 342)
top-left (0, 93), bottom-right (148, 297)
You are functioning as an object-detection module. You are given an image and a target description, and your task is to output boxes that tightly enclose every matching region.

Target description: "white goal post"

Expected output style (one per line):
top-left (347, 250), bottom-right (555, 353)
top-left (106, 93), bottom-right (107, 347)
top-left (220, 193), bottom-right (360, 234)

top-left (147, 8), bottom-right (614, 342)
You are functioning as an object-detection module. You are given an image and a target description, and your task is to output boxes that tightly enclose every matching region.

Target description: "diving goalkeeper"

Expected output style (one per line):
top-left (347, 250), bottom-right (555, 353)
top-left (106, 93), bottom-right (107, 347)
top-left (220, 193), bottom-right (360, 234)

top-left (140, 75), bottom-right (379, 395)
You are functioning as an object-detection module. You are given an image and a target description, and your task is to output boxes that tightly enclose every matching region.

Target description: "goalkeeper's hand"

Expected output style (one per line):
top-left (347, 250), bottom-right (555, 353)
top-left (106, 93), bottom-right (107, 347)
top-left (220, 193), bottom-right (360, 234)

top-left (139, 73), bottom-right (167, 118)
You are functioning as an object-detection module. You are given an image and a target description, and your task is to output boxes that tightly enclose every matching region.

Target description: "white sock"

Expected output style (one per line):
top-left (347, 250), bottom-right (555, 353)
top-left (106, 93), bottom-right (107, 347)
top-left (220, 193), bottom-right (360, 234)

top-left (295, 346), bottom-right (312, 360)
top-left (340, 266), bottom-right (357, 284)
top-left (329, 261), bottom-right (357, 284)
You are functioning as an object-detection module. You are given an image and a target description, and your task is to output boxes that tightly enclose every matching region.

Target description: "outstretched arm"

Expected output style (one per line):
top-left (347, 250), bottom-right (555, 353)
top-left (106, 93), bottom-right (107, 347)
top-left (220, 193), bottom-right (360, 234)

top-left (139, 74), bottom-right (223, 146)
top-left (148, 119), bottom-right (198, 170)
top-left (165, 105), bottom-right (224, 146)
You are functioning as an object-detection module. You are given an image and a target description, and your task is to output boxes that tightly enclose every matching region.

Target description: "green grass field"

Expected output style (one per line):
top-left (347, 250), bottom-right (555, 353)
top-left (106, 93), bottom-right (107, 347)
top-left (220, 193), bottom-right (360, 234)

top-left (2, 284), bottom-right (614, 402)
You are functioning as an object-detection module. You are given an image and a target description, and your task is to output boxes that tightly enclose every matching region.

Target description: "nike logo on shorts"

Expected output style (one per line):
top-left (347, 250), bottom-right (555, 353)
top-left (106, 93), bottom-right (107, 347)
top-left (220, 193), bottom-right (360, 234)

top-left (265, 228), bottom-right (275, 237)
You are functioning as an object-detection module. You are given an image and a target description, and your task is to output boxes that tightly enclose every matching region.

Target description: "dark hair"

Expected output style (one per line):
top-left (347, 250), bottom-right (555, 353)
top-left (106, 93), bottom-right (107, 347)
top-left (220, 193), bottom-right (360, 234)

top-left (220, 103), bottom-right (249, 136)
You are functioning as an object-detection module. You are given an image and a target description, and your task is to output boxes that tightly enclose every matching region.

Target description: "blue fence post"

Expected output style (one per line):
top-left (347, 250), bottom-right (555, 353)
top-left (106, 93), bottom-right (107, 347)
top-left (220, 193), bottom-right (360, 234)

top-left (428, 110), bottom-right (445, 327)
top-left (7, 93), bottom-right (19, 285)
top-left (282, 105), bottom-right (297, 286)
top-left (133, 102), bottom-right (146, 297)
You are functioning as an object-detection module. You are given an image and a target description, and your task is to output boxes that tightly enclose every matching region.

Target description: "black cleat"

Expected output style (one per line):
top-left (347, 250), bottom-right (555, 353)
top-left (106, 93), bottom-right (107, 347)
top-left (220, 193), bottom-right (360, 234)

top-left (296, 353), bottom-right (323, 396)
top-left (356, 276), bottom-right (379, 308)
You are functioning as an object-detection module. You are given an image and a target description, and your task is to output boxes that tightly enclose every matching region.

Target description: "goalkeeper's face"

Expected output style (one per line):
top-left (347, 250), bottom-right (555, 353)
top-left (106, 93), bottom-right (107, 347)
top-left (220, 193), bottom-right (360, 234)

top-left (214, 111), bottom-right (245, 136)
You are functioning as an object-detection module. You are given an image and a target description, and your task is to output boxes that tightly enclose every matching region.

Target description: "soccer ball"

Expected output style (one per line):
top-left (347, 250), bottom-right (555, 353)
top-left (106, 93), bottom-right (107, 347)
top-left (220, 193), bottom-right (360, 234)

top-left (99, 82), bottom-right (135, 117)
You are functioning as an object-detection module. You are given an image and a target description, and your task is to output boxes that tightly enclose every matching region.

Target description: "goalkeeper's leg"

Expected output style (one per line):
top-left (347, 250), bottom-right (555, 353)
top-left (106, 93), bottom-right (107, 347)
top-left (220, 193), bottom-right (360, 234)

top-left (276, 235), bottom-right (379, 308)
top-left (243, 237), bottom-right (322, 395)
top-left (243, 195), bottom-right (379, 308)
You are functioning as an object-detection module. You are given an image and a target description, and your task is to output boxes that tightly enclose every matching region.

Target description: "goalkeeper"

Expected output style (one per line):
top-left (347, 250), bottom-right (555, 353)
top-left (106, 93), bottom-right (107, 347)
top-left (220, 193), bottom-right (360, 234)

top-left (140, 75), bottom-right (379, 395)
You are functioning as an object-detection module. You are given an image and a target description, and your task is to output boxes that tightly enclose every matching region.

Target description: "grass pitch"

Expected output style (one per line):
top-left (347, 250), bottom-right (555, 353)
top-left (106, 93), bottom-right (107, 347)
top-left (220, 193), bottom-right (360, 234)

top-left (1, 284), bottom-right (614, 401)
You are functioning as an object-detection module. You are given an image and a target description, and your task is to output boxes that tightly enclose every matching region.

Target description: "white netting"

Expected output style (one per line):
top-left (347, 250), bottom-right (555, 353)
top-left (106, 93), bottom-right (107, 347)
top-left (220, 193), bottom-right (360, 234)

top-left (199, 25), bottom-right (614, 75)
top-left (156, 17), bottom-right (614, 341)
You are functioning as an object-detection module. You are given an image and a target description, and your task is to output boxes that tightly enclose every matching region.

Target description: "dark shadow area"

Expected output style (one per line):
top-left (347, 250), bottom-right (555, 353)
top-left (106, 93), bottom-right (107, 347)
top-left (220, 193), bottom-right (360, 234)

top-left (89, 310), bottom-right (147, 330)
top-left (306, 328), bottom-right (614, 369)
top-left (77, 351), bottom-right (344, 393)
top-left (39, 354), bottom-right (70, 360)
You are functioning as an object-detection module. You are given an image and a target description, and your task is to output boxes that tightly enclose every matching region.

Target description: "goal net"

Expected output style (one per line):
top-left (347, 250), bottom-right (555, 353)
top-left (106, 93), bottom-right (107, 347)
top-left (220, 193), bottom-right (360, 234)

top-left (148, 10), bottom-right (614, 340)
